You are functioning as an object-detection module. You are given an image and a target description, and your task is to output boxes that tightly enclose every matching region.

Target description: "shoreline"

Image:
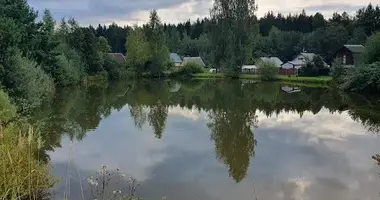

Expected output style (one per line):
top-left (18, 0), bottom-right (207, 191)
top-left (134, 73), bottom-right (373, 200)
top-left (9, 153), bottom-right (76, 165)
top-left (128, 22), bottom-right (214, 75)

top-left (192, 73), bottom-right (332, 85)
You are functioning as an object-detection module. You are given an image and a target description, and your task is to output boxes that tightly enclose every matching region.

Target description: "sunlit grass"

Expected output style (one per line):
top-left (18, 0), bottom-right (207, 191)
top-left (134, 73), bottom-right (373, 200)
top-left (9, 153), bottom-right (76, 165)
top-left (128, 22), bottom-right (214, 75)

top-left (0, 124), bottom-right (55, 200)
top-left (193, 73), bottom-right (332, 84)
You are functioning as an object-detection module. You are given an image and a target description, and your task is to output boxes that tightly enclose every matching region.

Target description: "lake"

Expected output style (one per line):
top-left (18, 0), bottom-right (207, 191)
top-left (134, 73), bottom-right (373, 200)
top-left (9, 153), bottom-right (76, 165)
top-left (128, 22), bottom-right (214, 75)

top-left (31, 79), bottom-right (380, 200)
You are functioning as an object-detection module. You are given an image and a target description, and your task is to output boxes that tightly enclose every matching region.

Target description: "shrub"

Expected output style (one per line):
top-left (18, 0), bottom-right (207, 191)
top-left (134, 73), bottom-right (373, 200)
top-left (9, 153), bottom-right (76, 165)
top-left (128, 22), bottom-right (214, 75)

top-left (340, 62), bottom-right (380, 92)
top-left (0, 89), bottom-right (16, 123)
top-left (103, 55), bottom-right (128, 80)
top-left (0, 124), bottom-right (56, 199)
top-left (364, 32), bottom-right (380, 64)
top-left (256, 60), bottom-right (279, 81)
top-left (331, 58), bottom-right (345, 82)
top-left (55, 43), bottom-right (85, 85)
top-left (3, 53), bottom-right (54, 110)
top-left (299, 56), bottom-right (330, 76)
top-left (55, 54), bottom-right (82, 86)
top-left (173, 62), bottom-right (204, 77)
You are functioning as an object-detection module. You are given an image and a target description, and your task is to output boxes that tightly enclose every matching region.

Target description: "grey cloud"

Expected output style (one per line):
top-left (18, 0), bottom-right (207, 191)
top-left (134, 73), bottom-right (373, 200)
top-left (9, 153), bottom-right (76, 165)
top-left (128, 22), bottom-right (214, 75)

top-left (28, 0), bottom-right (207, 24)
top-left (302, 3), bottom-right (364, 12)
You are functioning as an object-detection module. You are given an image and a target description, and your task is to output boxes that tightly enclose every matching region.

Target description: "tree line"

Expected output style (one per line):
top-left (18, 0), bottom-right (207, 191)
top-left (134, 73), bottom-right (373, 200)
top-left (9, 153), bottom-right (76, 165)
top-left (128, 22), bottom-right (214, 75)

top-left (0, 0), bottom-right (128, 111)
top-left (96, 4), bottom-right (379, 65)
top-left (2, 0), bottom-right (380, 112)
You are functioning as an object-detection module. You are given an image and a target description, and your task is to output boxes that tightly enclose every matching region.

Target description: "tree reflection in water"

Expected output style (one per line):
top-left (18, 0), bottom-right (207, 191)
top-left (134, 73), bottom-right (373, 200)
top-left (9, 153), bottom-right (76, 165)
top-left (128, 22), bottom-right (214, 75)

top-left (29, 79), bottom-right (380, 182)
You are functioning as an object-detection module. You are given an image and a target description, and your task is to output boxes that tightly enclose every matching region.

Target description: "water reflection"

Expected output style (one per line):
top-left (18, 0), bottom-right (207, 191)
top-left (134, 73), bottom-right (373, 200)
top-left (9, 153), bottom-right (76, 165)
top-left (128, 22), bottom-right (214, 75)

top-left (29, 79), bottom-right (380, 199)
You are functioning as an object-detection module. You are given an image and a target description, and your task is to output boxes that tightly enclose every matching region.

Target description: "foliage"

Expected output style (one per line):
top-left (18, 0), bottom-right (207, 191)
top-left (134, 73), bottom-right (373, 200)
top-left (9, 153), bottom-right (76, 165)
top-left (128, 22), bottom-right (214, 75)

top-left (126, 26), bottom-right (151, 76)
top-left (256, 60), bottom-right (279, 81)
top-left (210, 0), bottom-right (258, 78)
top-left (3, 53), bottom-right (54, 110)
top-left (340, 62), bottom-right (380, 92)
top-left (300, 55), bottom-right (329, 76)
top-left (0, 89), bottom-right (16, 123)
top-left (145, 10), bottom-right (170, 76)
top-left (331, 58), bottom-right (345, 82)
top-left (172, 62), bottom-right (204, 77)
top-left (0, 125), bottom-right (56, 199)
top-left (364, 32), bottom-right (380, 64)
top-left (103, 55), bottom-right (127, 80)
top-left (55, 42), bottom-right (85, 83)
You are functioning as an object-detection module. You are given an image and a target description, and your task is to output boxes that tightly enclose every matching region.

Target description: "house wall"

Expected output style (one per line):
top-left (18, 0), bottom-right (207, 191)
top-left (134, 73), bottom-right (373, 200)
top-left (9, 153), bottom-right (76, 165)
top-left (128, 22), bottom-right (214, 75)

top-left (280, 68), bottom-right (298, 76)
top-left (335, 48), bottom-right (355, 65)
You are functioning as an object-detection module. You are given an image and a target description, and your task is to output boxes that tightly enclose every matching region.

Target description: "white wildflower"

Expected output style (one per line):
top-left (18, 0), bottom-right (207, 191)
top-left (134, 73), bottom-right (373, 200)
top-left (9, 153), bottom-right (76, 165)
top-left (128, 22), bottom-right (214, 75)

top-left (87, 176), bottom-right (98, 186)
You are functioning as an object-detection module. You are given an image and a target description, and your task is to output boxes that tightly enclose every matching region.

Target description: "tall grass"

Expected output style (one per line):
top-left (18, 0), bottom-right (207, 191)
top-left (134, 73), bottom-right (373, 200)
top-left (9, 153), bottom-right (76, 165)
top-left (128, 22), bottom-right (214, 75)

top-left (0, 124), bottom-right (55, 200)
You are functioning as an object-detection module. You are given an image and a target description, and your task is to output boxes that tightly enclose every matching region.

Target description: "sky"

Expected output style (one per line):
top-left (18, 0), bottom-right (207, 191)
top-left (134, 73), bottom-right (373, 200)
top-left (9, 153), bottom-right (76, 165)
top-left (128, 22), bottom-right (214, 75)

top-left (28, 0), bottom-right (378, 27)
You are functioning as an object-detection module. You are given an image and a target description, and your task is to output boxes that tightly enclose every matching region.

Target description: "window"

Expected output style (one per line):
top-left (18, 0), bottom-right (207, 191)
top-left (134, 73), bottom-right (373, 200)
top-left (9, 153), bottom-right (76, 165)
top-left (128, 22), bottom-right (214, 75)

top-left (343, 55), bottom-right (347, 64)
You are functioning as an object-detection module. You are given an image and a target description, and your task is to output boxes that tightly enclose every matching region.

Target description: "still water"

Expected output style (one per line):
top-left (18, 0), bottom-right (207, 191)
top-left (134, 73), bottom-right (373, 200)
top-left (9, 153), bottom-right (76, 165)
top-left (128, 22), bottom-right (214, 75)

top-left (33, 79), bottom-right (380, 200)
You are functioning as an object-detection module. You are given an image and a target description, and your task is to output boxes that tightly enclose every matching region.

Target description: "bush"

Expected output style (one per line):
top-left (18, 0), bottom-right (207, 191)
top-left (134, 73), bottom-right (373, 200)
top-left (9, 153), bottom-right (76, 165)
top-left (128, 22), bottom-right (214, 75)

top-left (54, 54), bottom-right (82, 86)
top-left (0, 89), bottom-right (16, 123)
top-left (256, 60), bottom-right (279, 81)
top-left (332, 58), bottom-right (345, 82)
top-left (300, 56), bottom-right (330, 76)
top-left (364, 32), bottom-right (380, 64)
top-left (3, 53), bottom-right (54, 110)
top-left (103, 55), bottom-right (128, 80)
top-left (54, 43), bottom-right (85, 85)
top-left (173, 62), bottom-right (204, 77)
top-left (340, 62), bottom-right (380, 92)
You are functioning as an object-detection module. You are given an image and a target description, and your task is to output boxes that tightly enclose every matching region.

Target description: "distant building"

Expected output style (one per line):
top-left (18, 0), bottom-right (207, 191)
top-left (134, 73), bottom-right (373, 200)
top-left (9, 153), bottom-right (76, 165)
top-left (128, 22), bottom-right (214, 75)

top-left (259, 57), bottom-right (283, 67)
top-left (107, 53), bottom-right (126, 64)
top-left (169, 53), bottom-right (183, 66)
top-left (242, 65), bottom-right (257, 74)
top-left (334, 45), bottom-right (366, 68)
top-left (281, 53), bottom-right (328, 75)
top-left (182, 57), bottom-right (206, 67)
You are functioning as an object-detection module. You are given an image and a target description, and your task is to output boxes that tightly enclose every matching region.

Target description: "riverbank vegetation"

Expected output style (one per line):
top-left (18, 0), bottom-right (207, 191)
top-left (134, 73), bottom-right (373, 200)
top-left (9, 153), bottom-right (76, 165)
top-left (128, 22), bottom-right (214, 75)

top-left (333, 32), bottom-right (380, 92)
top-left (0, 89), bottom-right (55, 200)
top-left (193, 73), bottom-right (332, 84)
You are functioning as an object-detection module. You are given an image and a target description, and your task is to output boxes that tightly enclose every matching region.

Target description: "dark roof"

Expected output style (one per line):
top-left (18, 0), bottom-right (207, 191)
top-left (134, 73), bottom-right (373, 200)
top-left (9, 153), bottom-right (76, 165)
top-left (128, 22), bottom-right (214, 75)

top-left (169, 53), bottom-right (182, 63)
top-left (344, 45), bottom-right (366, 54)
top-left (108, 53), bottom-right (126, 64)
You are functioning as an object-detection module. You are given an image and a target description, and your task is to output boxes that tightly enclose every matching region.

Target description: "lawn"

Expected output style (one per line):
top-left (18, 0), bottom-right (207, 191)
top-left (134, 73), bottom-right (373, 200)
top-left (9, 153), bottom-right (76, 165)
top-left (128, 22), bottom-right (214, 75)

top-left (193, 73), bottom-right (332, 84)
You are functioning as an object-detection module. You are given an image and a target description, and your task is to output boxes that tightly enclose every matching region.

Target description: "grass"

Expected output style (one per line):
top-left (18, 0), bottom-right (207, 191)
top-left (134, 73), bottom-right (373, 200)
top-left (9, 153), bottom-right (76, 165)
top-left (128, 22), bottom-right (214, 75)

top-left (193, 73), bottom-right (332, 84)
top-left (0, 124), bottom-right (55, 200)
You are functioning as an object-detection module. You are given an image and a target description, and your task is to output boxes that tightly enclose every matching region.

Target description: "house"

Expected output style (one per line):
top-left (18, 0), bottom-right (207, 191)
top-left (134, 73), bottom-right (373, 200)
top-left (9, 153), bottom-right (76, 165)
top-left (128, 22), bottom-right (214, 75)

top-left (107, 53), bottom-right (126, 64)
top-left (280, 53), bottom-right (328, 75)
top-left (182, 57), bottom-right (206, 67)
top-left (169, 53), bottom-right (182, 66)
top-left (242, 65), bottom-right (257, 74)
top-left (334, 45), bottom-right (366, 68)
top-left (259, 57), bottom-right (283, 67)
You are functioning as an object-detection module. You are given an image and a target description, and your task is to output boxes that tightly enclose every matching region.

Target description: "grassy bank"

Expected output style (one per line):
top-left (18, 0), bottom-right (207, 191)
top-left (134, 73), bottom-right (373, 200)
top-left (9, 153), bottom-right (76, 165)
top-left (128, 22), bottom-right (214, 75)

top-left (193, 73), bottom-right (332, 84)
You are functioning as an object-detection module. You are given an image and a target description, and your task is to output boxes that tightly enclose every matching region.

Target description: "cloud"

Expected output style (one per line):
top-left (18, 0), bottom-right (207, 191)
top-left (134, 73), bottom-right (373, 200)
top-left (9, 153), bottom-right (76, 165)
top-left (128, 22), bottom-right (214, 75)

top-left (28, 0), bottom-right (379, 25)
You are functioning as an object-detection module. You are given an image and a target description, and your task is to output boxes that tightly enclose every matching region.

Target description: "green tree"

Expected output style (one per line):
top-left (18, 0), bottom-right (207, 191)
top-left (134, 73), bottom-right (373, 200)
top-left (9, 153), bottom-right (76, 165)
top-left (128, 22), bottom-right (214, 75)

top-left (34, 10), bottom-right (62, 83)
top-left (256, 60), bottom-right (279, 81)
top-left (348, 27), bottom-right (367, 45)
top-left (210, 0), bottom-right (258, 77)
top-left (145, 10), bottom-right (170, 76)
top-left (126, 26), bottom-right (151, 76)
top-left (364, 32), bottom-right (380, 63)
top-left (3, 53), bottom-right (54, 110)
